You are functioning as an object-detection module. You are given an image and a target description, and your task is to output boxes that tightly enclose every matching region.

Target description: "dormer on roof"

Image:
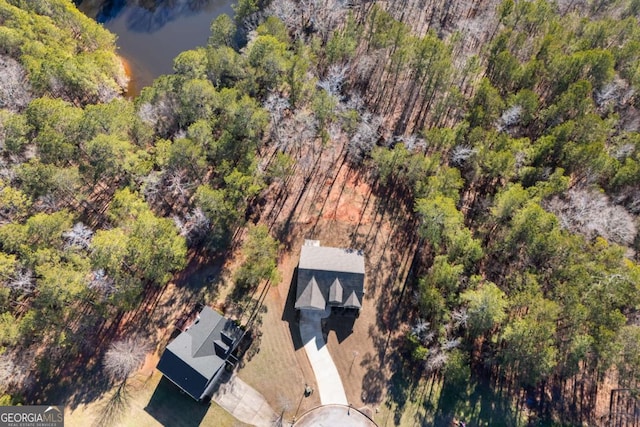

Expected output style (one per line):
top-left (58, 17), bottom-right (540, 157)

top-left (295, 241), bottom-right (365, 317)
top-left (328, 278), bottom-right (343, 304)
top-left (295, 276), bottom-right (326, 310)
top-left (344, 290), bottom-right (362, 309)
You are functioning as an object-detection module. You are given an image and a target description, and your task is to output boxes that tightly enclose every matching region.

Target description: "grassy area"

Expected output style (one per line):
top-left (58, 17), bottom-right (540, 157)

top-left (376, 373), bottom-right (530, 427)
top-left (65, 371), bottom-right (249, 427)
top-left (234, 261), bottom-right (322, 420)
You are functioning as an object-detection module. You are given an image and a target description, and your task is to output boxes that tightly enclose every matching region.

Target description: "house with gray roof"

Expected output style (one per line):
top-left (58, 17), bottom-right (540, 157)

top-left (295, 240), bottom-right (365, 316)
top-left (156, 306), bottom-right (242, 401)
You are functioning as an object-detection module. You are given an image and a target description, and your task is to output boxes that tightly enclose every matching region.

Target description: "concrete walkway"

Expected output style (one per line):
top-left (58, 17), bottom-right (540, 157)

top-left (298, 310), bottom-right (348, 405)
top-left (212, 371), bottom-right (277, 427)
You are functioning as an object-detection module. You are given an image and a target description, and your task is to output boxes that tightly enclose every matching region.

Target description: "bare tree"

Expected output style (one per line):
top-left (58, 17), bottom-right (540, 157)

top-left (264, 93), bottom-right (290, 144)
top-left (426, 349), bottom-right (449, 372)
top-left (0, 56), bottom-right (33, 112)
top-left (96, 81), bottom-right (122, 104)
top-left (138, 100), bottom-right (165, 126)
top-left (304, 0), bottom-right (350, 40)
top-left (613, 143), bottom-right (636, 161)
top-left (451, 307), bottom-right (468, 329)
top-left (36, 193), bottom-right (61, 213)
top-left (615, 187), bottom-right (640, 215)
top-left (165, 169), bottom-right (195, 204)
top-left (347, 111), bottom-right (382, 163)
top-left (140, 171), bottom-right (163, 205)
top-left (595, 78), bottom-right (633, 110)
top-left (103, 338), bottom-right (151, 382)
top-left (0, 159), bottom-right (16, 182)
top-left (265, 0), bottom-right (348, 40)
top-left (496, 105), bottom-right (522, 132)
top-left (327, 121), bottom-right (345, 144)
top-left (173, 215), bottom-right (188, 237)
top-left (450, 145), bottom-right (477, 166)
top-left (352, 52), bottom-right (381, 89)
top-left (0, 354), bottom-right (17, 394)
top-left (265, 0), bottom-right (300, 35)
top-left (89, 269), bottom-right (116, 297)
top-left (274, 110), bottom-right (318, 162)
top-left (7, 268), bottom-right (35, 295)
top-left (137, 97), bottom-right (179, 136)
top-left (318, 64), bottom-right (349, 99)
top-left (390, 134), bottom-right (426, 152)
top-left (63, 222), bottom-right (94, 250)
top-left (0, 351), bottom-right (33, 394)
top-left (173, 207), bottom-right (210, 244)
top-left (442, 337), bottom-right (461, 351)
top-left (544, 188), bottom-right (637, 247)
top-left (411, 319), bottom-right (435, 345)
top-left (344, 93), bottom-right (365, 112)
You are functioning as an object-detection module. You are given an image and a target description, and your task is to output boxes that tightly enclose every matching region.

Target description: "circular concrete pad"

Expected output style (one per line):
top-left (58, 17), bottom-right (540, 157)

top-left (294, 404), bottom-right (378, 427)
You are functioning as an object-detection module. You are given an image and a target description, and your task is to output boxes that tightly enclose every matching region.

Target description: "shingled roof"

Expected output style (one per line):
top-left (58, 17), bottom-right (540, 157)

top-left (296, 276), bottom-right (326, 310)
top-left (157, 307), bottom-right (242, 400)
top-left (329, 278), bottom-right (343, 304)
top-left (298, 245), bottom-right (365, 274)
top-left (295, 243), bottom-right (365, 312)
top-left (344, 290), bottom-right (362, 308)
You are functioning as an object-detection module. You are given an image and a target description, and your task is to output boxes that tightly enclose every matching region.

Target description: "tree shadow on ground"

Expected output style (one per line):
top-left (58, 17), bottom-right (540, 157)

top-left (26, 310), bottom-right (119, 410)
top-left (432, 376), bottom-right (471, 427)
top-left (468, 378), bottom-right (522, 427)
top-left (95, 381), bottom-right (131, 427)
top-left (388, 365), bottom-right (422, 426)
top-left (355, 181), bottom-right (422, 418)
top-left (429, 374), bottom-right (524, 427)
top-left (144, 376), bottom-right (209, 427)
top-left (124, 254), bottom-right (226, 348)
top-left (27, 251), bottom-right (227, 412)
top-left (360, 324), bottom-right (410, 414)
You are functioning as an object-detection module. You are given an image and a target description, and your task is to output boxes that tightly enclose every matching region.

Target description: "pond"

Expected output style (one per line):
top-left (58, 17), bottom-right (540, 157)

top-left (75, 0), bottom-right (235, 95)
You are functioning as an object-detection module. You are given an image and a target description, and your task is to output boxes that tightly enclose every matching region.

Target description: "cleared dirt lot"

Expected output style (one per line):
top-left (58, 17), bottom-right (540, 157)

top-left (234, 144), bottom-right (418, 423)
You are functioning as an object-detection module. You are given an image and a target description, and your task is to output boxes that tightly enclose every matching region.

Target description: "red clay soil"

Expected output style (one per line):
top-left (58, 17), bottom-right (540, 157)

top-left (233, 137), bottom-right (419, 418)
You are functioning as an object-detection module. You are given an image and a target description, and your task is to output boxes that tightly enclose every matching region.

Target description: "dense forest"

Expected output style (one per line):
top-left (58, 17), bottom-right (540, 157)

top-left (0, 0), bottom-right (639, 425)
